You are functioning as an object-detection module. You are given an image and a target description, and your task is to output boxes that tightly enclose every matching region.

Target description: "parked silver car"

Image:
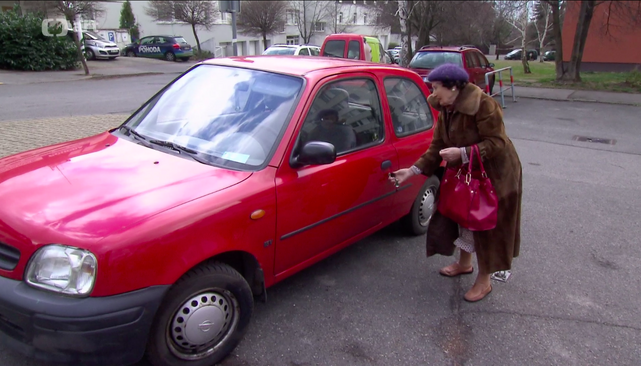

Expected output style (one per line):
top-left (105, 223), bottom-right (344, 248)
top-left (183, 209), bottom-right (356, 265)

top-left (83, 31), bottom-right (120, 60)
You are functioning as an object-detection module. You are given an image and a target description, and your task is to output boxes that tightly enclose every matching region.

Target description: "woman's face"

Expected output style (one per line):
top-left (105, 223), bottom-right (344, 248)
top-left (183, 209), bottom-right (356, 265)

top-left (431, 81), bottom-right (459, 106)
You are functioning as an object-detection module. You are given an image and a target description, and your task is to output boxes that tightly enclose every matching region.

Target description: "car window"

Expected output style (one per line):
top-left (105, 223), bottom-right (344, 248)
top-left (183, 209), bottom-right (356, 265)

top-left (347, 40), bottom-right (361, 59)
top-left (299, 48), bottom-right (310, 56)
top-left (476, 52), bottom-right (489, 67)
top-left (299, 78), bottom-right (384, 155)
top-left (140, 37), bottom-right (154, 45)
top-left (122, 65), bottom-right (304, 169)
top-left (310, 47), bottom-right (320, 56)
top-left (263, 47), bottom-right (296, 55)
top-left (409, 51), bottom-right (463, 69)
top-left (155, 37), bottom-right (168, 44)
top-left (384, 77), bottom-right (434, 137)
top-left (465, 52), bottom-right (479, 68)
top-left (174, 37), bottom-right (187, 44)
top-left (322, 40), bottom-right (345, 57)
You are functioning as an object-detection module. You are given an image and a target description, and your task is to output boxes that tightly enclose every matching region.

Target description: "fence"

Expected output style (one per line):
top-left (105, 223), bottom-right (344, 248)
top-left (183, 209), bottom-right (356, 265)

top-left (484, 67), bottom-right (516, 109)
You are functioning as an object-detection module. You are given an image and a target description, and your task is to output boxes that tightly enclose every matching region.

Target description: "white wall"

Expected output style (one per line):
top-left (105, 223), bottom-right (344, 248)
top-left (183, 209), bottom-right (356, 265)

top-left (95, 1), bottom-right (391, 54)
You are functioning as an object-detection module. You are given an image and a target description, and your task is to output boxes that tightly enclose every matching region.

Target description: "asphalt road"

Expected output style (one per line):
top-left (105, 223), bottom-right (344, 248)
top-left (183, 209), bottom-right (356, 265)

top-left (0, 74), bottom-right (179, 122)
top-left (0, 78), bottom-right (640, 366)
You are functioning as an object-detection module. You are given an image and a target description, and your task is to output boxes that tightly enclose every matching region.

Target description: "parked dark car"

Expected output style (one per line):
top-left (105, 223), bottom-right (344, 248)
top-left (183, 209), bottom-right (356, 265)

top-left (504, 49), bottom-right (538, 61)
top-left (543, 50), bottom-right (556, 61)
top-left (123, 35), bottom-right (193, 61)
top-left (407, 45), bottom-right (496, 94)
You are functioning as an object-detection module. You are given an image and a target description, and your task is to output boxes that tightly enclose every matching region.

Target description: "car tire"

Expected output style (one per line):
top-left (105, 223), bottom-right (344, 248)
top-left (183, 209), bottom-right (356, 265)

top-left (489, 77), bottom-right (495, 95)
top-left (85, 48), bottom-right (95, 60)
top-left (127, 50), bottom-right (136, 57)
top-left (401, 176), bottom-right (440, 236)
top-left (146, 261), bottom-right (254, 366)
top-left (165, 51), bottom-right (176, 62)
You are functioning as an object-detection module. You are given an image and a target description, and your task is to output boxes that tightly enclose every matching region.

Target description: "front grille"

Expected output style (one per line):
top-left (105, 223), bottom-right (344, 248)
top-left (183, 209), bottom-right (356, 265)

top-left (0, 312), bottom-right (26, 342)
top-left (0, 242), bottom-right (20, 271)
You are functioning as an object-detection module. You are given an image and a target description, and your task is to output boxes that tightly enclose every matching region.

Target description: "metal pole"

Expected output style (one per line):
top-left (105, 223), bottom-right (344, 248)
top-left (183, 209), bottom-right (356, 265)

top-left (510, 67), bottom-right (516, 102)
top-left (231, 8), bottom-right (238, 56)
top-left (499, 70), bottom-right (506, 108)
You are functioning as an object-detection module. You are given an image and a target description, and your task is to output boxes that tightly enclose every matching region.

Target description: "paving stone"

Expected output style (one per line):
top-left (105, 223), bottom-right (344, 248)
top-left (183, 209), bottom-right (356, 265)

top-left (0, 114), bottom-right (128, 158)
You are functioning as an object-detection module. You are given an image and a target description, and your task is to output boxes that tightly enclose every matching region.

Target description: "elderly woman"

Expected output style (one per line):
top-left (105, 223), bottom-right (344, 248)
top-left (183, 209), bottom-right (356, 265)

top-left (391, 63), bottom-right (523, 302)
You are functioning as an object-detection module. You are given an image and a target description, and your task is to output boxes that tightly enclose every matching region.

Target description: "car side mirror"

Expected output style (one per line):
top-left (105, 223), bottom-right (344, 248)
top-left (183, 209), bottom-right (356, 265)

top-left (488, 63), bottom-right (495, 68)
top-left (291, 141), bottom-right (336, 168)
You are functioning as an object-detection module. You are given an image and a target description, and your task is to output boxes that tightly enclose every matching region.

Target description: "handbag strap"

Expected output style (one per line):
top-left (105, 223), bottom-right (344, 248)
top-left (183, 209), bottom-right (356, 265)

top-left (472, 145), bottom-right (488, 177)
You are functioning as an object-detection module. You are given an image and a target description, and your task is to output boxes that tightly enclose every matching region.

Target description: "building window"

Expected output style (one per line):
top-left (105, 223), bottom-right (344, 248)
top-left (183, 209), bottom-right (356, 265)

top-left (313, 22), bottom-right (326, 32)
top-left (338, 12), bottom-right (343, 24)
top-left (155, 2), bottom-right (185, 23)
top-left (375, 13), bottom-right (381, 25)
top-left (353, 12), bottom-right (357, 23)
top-left (221, 12), bottom-right (227, 21)
top-left (277, 21), bottom-right (285, 33)
top-left (286, 35), bottom-right (300, 45)
top-left (363, 13), bottom-right (367, 24)
top-left (286, 9), bottom-right (298, 25)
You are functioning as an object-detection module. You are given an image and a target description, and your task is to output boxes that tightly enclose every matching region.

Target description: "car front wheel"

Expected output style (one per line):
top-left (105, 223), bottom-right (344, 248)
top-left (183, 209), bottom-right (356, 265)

top-left (401, 175), bottom-right (440, 235)
top-left (127, 50), bottom-right (136, 57)
top-left (146, 262), bottom-right (254, 366)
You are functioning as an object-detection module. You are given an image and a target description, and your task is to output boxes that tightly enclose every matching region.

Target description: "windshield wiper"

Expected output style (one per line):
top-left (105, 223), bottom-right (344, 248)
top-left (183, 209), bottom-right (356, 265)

top-left (148, 139), bottom-right (211, 165)
top-left (120, 126), bottom-right (152, 146)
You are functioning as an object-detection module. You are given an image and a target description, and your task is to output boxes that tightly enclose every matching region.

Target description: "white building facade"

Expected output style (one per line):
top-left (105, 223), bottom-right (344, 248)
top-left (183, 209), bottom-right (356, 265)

top-left (93, 0), bottom-right (392, 57)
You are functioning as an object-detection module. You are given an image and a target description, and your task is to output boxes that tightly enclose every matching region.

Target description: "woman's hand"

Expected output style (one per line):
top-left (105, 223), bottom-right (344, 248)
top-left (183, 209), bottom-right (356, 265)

top-left (389, 168), bottom-right (413, 186)
top-left (439, 148), bottom-right (462, 163)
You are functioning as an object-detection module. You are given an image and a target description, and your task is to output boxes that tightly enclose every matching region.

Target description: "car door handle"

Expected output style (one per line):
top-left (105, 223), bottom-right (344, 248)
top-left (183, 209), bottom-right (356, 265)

top-left (381, 160), bottom-right (392, 170)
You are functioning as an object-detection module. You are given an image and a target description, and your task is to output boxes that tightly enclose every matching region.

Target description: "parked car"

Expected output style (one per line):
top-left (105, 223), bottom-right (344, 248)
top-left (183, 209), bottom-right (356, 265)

top-left (504, 48), bottom-right (538, 61)
top-left (262, 44), bottom-right (320, 56)
top-left (123, 35), bottom-right (193, 61)
top-left (542, 50), bottom-right (556, 61)
top-left (387, 48), bottom-right (400, 63)
top-left (82, 31), bottom-right (119, 60)
top-left (408, 45), bottom-right (496, 94)
top-left (0, 56), bottom-right (443, 366)
top-left (320, 33), bottom-right (394, 64)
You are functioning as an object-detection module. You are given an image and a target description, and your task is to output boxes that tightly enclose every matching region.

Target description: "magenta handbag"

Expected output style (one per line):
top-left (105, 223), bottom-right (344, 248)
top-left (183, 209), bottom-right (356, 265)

top-left (437, 145), bottom-right (498, 231)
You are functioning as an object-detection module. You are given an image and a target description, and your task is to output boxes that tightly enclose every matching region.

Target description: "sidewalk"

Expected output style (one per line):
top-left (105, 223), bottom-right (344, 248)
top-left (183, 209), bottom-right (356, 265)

top-left (511, 85), bottom-right (641, 107)
top-left (0, 56), bottom-right (196, 85)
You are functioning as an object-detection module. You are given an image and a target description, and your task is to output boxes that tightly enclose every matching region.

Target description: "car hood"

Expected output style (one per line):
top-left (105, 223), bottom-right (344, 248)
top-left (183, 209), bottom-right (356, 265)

top-left (409, 67), bottom-right (432, 78)
top-left (0, 132), bottom-right (252, 245)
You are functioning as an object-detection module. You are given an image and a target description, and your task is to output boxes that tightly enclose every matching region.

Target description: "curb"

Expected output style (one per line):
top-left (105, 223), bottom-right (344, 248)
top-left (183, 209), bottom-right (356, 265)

top-left (1, 71), bottom-right (184, 85)
top-left (515, 94), bottom-right (641, 107)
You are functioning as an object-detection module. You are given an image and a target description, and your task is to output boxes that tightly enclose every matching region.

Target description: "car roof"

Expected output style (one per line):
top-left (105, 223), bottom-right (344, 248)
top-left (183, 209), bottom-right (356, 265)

top-left (416, 45), bottom-right (479, 53)
top-left (200, 56), bottom-right (400, 76)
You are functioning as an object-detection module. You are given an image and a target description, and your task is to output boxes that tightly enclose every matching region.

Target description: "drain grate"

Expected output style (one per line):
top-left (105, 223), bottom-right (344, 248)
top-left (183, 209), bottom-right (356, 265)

top-left (573, 135), bottom-right (616, 145)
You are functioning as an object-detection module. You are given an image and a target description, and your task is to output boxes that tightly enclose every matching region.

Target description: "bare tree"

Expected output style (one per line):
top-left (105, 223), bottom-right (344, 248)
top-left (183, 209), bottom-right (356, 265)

top-left (145, 0), bottom-right (216, 53)
top-left (533, 1), bottom-right (553, 62)
top-left (289, 0), bottom-right (331, 44)
top-left (505, 0), bottom-right (533, 74)
top-left (397, 0), bottom-right (411, 66)
top-left (409, 1), bottom-right (446, 48)
top-left (50, 1), bottom-right (104, 75)
top-left (237, 1), bottom-right (287, 50)
top-left (492, 1), bottom-right (515, 59)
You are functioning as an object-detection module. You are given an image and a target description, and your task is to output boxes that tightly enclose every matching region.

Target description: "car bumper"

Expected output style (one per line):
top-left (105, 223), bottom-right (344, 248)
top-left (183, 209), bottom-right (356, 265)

top-left (88, 45), bottom-right (120, 58)
top-left (0, 275), bottom-right (169, 365)
top-left (178, 50), bottom-right (194, 58)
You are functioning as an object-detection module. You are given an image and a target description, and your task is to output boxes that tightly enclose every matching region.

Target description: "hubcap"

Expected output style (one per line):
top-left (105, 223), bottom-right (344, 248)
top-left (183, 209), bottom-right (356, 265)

top-left (168, 290), bottom-right (239, 360)
top-left (418, 185), bottom-right (437, 226)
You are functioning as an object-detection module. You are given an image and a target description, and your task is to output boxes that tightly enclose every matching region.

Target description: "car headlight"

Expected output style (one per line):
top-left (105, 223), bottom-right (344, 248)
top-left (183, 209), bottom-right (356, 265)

top-left (26, 245), bottom-right (97, 297)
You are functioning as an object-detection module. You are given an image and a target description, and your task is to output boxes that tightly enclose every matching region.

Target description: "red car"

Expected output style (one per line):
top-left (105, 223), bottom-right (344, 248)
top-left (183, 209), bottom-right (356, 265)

top-left (408, 45), bottom-right (496, 94)
top-left (0, 56), bottom-right (442, 366)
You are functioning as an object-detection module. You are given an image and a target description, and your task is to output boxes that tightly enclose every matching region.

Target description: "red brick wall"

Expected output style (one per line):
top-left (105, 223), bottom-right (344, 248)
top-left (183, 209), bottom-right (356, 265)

top-left (562, 2), bottom-right (641, 64)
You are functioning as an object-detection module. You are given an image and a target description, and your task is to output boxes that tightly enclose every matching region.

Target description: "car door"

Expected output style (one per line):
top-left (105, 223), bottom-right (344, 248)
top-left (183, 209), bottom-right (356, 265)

top-left (274, 73), bottom-right (398, 275)
top-left (382, 75), bottom-right (437, 217)
top-left (476, 52), bottom-right (494, 91)
top-left (136, 36), bottom-right (157, 58)
top-left (465, 51), bottom-right (484, 88)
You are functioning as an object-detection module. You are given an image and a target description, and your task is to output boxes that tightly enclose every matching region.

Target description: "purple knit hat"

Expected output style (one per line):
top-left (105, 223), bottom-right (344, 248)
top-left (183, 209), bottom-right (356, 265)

top-left (427, 63), bottom-right (470, 83)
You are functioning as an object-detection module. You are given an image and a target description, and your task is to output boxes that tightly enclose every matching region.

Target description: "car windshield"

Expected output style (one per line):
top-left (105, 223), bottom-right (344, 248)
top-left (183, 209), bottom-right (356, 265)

top-left (119, 65), bottom-right (304, 169)
top-left (84, 31), bottom-right (105, 41)
top-left (507, 50), bottom-right (520, 56)
top-left (263, 47), bottom-right (296, 55)
top-left (409, 51), bottom-right (462, 69)
top-left (174, 37), bottom-right (187, 43)
top-left (322, 40), bottom-right (345, 57)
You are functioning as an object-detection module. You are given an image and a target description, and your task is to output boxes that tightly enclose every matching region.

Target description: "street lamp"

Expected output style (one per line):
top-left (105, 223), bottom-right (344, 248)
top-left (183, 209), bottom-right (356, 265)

top-left (219, 1), bottom-right (241, 56)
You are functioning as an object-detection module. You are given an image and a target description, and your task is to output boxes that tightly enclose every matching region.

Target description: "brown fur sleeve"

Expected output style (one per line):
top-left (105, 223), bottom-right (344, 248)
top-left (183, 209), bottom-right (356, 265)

top-left (413, 112), bottom-right (445, 177)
